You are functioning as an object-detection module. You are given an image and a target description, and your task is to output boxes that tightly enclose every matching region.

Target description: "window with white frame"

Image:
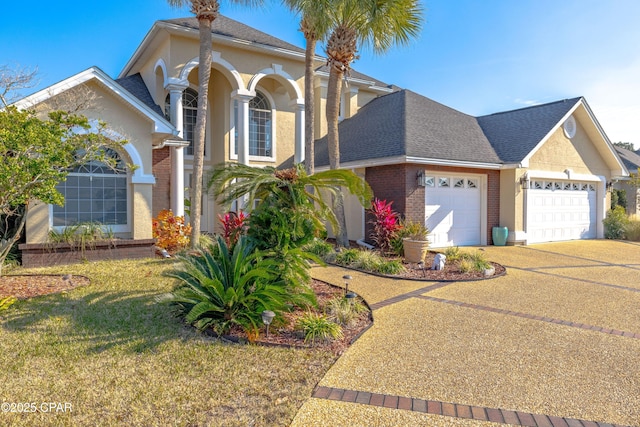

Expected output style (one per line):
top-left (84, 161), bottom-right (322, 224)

top-left (52, 148), bottom-right (128, 228)
top-left (233, 91), bottom-right (273, 159)
top-left (165, 88), bottom-right (199, 156)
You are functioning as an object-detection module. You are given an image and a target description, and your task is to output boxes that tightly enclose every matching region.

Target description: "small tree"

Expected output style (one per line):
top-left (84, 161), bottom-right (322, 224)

top-left (0, 104), bottom-right (125, 275)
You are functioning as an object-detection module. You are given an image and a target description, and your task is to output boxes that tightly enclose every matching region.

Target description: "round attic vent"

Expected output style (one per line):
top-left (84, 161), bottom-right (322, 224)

top-left (563, 116), bottom-right (577, 139)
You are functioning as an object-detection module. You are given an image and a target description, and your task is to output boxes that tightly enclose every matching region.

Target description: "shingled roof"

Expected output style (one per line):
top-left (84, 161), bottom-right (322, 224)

top-left (162, 15), bottom-right (304, 54)
top-left (115, 73), bottom-right (164, 117)
top-left (614, 146), bottom-right (640, 173)
top-left (477, 97), bottom-right (582, 163)
top-left (315, 90), bottom-right (501, 167)
top-left (315, 92), bottom-right (586, 168)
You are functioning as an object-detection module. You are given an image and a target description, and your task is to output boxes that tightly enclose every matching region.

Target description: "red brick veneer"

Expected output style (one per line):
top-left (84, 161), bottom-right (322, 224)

top-left (365, 164), bottom-right (500, 245)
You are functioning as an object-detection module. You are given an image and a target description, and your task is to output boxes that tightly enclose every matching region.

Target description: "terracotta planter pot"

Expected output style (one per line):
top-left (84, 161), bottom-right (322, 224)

top-left (402, 238), bottom-right (430, 263)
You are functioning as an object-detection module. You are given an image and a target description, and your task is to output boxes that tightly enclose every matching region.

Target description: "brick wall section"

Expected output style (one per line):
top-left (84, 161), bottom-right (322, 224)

top-left (152, 147), bottom-right (171, 217)
top-left (19, 239), bottom-right (157, 268)
top-left (365, 163), bottom-right (500, 245)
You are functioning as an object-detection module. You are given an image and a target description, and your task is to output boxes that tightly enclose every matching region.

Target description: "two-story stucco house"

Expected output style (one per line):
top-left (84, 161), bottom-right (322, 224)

top-left (13, 15), bottom-right (629, 255)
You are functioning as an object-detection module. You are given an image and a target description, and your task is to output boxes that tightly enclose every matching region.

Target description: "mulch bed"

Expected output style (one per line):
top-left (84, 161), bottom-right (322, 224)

top-left (0, 274), bottom-right (90, 299)
top-left (396, 251), bottom-right (506, 281)
top-left (221, 280), bottom-right (372, 355)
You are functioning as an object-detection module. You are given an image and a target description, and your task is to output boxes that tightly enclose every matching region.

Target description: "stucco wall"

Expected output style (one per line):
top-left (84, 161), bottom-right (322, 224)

top-left (529, 123), bottom-right (610, 177)
top-left (25, 82), bottom-right (156, 243)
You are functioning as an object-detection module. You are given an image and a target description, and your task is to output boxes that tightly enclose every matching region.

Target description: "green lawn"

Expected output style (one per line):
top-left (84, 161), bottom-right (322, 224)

top-left (0, 258), bottom-right (335, 426)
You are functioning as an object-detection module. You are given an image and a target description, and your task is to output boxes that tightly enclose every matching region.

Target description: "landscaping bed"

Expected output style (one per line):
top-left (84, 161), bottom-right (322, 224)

top-left (0, 274), bottom-right (89, 299)
top-left (219, 279), bottom-right (372, 355)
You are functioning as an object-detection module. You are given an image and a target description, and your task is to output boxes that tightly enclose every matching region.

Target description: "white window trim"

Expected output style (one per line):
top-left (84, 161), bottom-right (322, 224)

top-left (229, 88), bottom-right (277, 163)
top-left (49, 174), bottom-right (132, 235)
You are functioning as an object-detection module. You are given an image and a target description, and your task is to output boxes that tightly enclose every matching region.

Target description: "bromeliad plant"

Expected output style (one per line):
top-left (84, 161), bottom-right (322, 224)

top-left (368, 198), bottom-right (401, 254)
top-left (218, 211), bottom-right (248, 248)
top-left (160, 235), bottom-right (315, 337)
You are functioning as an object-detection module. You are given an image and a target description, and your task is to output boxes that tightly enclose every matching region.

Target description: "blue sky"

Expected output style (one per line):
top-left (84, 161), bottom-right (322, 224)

top-left (3, 0), bottom-right (640, 147)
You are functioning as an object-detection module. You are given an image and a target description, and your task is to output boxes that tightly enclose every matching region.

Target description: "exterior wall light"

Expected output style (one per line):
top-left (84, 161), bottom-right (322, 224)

top-left (417, 171), bottom-right (426, 187)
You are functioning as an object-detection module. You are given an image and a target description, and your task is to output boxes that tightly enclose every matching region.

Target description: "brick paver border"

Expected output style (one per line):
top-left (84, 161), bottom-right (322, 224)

top-left (312, 386), bottom-right (632, 427)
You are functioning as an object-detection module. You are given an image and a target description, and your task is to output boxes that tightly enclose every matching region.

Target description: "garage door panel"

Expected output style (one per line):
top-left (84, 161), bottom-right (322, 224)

top-left (425, 175), bottom-right (481, 247)
top-left (527, 180), bottom-right (596, 244)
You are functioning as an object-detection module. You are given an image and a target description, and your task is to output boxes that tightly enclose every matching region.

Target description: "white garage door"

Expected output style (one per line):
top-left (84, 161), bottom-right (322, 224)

top-left (425, 175), bottom-right (482, 247)
top-left (526, 180), bottom-right (597, 244)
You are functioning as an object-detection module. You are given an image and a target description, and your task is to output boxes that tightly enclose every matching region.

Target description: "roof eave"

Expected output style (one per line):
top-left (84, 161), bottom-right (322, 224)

top-left (13, 66), bottom-right (177, 137)
top-left (315, 156), bottom-right (503, 171)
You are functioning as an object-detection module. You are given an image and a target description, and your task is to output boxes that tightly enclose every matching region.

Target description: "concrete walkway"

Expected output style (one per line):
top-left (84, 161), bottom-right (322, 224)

top-left (292, 240), bottom-right (640, 427)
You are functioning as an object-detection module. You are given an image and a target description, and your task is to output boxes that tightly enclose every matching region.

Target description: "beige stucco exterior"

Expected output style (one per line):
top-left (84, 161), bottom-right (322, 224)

top-left (22, 73), bottom-right (162, 243)
top-left (502, 111), bottom-right (621, 244)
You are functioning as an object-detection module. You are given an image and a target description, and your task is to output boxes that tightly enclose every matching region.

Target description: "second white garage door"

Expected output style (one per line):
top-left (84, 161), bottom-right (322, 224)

top-left (424, 175), bottom-right (482, 247)
top-left (526, 180), bottom-right (597, 244)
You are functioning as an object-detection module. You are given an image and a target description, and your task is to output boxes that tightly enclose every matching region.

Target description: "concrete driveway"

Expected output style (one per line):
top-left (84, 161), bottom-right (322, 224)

top-left (292, 240), bottom-right (640, 427)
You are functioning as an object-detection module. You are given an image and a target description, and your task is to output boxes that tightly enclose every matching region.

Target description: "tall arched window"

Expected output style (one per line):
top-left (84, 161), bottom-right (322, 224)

top-left (165, 87), bottom-right (199, 156)
top-left (52, 148), bottom-right (128, 228)
top-left (233, 91), bottom-right (273, 159)
top-left (249, 91), bottom-right (272, 157)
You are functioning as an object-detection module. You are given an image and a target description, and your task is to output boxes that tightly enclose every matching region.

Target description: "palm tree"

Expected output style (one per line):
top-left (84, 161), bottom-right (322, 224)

top-left (167, 0), bottom-right (262, 248)
top-left (324, 0), bottom-right (423, 246)
top-left (207, 162), bottom-right (372, 233)
top-left (282, 0), bottom-right (333, 175)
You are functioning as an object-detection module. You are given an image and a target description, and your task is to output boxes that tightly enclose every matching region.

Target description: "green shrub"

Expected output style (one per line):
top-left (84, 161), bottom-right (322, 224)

top-left (625, 219), bottom-right (640, 241)
top-left (160, 236), bottom-right (310, 336)
top-left (335, 248), bottom-right (360, 265)
top-left (48, 221), bottom-right (114, 254)
top-left (304, 239), bottom-right (334, 258)
top-left (326, 296), bottom-right (367, 326)
top-left (603, 206), bottom-right (629, 239)
top-left (458, 258), bottom-right (473, 273)
top-left (295, 312), bottom-right (343, 344)
top-left (374, 259), bottom-right (405, 275)
top-left (0, 296), bottom-right (17, 311)
top-left (350, 250), bottom-right (382, 272)
top-left (468, 250), bottom-right (491, 272)
top-left (443, 246), bottom-right (462, 262)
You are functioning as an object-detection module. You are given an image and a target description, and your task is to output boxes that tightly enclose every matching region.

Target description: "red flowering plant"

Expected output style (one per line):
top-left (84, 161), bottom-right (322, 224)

top-left (152, 209), bottom-right (191, 254)
top-left (218, 211), bottom-right (249, 247)
top-left (368, 198), bottom-right (402, 254)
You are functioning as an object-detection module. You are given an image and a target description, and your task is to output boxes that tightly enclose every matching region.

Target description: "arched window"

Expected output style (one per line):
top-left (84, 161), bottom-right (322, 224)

top-left (233, 91), bottom-right (273, 158)
top-left (249, 92), bottom-right (272, 157)
top-left (52, 148), bottom-right (128, 228)
top-left (165, 87), bottom-right (199, 156)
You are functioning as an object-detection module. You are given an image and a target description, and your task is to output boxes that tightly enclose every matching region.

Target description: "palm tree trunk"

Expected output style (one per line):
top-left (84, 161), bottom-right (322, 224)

top-left (304, 35), bottom-right (316, 175)
top-left (326, 66), bottom-right (349, 247)
top-left (190, 16), bottom-right (213, 248)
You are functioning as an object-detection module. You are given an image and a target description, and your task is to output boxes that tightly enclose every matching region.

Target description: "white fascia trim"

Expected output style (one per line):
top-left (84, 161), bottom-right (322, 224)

top-left (158, 21), bottom-right (306, 62)
top-left (315, 155), bottom-right (503, 172)
top-left (118, 24), bottom-right (161, 78)
top-left (520, 99), bottom-right (583, 167)
top-left (405, 156), bottom-right (503, 170)
top-left (14, 66), bottom-right (177, 136)
top-left (520, 97), bottom-right (628, 177)
top-left (580, 99), bottom-right (629, 177)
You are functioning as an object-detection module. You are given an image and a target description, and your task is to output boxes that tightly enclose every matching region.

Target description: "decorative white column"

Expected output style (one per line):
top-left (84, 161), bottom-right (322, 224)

top-left (233, 91), bottom-right (254, 166)
top-left (292, 98), bottom-right (305, 165)
top-left (167, 83), bottom-right (187, 216)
